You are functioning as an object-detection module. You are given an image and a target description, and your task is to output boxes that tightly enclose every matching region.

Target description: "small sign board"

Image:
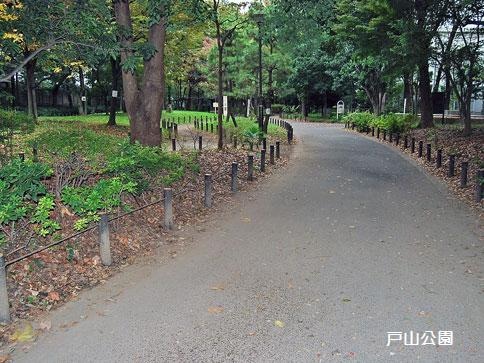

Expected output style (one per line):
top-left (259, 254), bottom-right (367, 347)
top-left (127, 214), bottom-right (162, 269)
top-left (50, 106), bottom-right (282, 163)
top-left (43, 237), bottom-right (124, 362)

top-left (336, 100), bottom-right (344, 120)
top-left (213, 102), bottom-right (219, 108)
top-left (112, 90), bottom-right (118, 98)
top-left (265, 108), bottom-right (271, 115)
top-left (81, 96), bottom-right (87, 102)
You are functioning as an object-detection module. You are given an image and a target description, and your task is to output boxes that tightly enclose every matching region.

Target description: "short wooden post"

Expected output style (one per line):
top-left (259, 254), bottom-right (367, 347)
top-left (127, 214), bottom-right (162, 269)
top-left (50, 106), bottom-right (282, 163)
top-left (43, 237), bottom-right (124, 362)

top-left (448, 154), bottom-right (456, 177)
top-left (204, 174), bottom-right (212, 208)
top-left (18, 152), bottom-right (25, 162)
top-left (262, 138), bottom-right (267, 150)
top-left (404, 135), bottom-right (408, 149)
top-left (198, 136), bottom-right (203, 150)
top-left (270, 145), bottom-right (275, 165)
top-left (476, 169), bottom-right (484, 202)
top-left (99, 215), bottom-right (112, 266)
top-left (231, 162), bottom-right (238, 192)
top-left (260, 149), bottom-right (266, 172)
top-left (0, 255), bottom-right (10, 323)
top-left (174, 123), bottom-right (178, 137)
top-left (371, 127), bottom-right (375, 137)
top-left (460, 161), bottom-right (469, 188)
top-left (383, 130), bottom-right (386, 141)
top-left (163, 188), bottom-right (174, 230)
top-left (377, 128), bottom-right (380, 139)
top-left (210, 123), bottom-right (214, 133)
top-left (418, 141), bottom-right (423, 157)
top-left (276, 141), bottom-right (280, 159)
top-left (172, 138), bottom-right (176, 151)
top-left (233, 136), bottom-right (237, 149)
top-left (436, 149), bottom-right (442, 168)
top-left (426, 143), bottom-right (431, 162)
top-left (248, 155), bottom-right (254, 181)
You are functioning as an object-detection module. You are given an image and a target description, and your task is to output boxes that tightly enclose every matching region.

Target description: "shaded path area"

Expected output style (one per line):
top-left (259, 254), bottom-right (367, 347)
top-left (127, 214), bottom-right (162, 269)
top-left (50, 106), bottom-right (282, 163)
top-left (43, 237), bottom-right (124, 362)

top-left (13, 123), bottom-right (483, 362)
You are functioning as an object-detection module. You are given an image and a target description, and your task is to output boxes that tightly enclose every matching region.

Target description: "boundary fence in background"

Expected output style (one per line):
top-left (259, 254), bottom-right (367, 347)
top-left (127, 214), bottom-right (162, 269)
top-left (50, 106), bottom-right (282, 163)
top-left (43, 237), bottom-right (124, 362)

top-left (0, 118), bottom-right (294, 323)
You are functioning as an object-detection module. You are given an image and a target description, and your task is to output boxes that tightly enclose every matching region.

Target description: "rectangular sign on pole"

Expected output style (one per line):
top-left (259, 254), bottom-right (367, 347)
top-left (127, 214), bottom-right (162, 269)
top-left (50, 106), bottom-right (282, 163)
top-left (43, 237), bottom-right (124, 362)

top-left (112, 90), bottom-right (118, 98)
top-left (223, 96), bottom-right (228, 117)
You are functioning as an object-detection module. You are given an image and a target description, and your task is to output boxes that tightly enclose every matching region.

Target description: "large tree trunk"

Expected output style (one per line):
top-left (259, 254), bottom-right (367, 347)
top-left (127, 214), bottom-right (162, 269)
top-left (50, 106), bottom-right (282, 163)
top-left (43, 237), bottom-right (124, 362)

top-left (403, 72), bottom-right (413, 113)
top-left (108, 57), bottom-right (120, 126)
top-left (25, 59), bottom-right (38, 121)
top-left (114, 0), bottom-right (165, 147)
top-left (418, 58), bottom-right (433, 128)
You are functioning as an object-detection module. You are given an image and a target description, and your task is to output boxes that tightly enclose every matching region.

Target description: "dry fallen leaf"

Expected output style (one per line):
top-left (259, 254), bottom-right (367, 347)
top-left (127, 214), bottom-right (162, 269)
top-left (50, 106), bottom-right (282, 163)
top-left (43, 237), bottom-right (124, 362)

top-left (274, 320), bottom-right (285, 328)
top-left (210, 283), bottom-right (226, 291)
top-left (207, 306), bottom-right (224, 314)
top-left (10, 324), bottom-right (36, 343)
top-left (48, 291), bottom-right (60, 301)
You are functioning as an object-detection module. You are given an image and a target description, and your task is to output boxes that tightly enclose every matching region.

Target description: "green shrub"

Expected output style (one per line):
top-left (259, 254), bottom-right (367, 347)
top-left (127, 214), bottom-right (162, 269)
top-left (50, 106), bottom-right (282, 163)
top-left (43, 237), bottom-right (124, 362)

top-left (344, 112), bottom-right (374, 131)
top-left (243, 125), bottom-right (264, 148)
top-left (370, 113), bottom-right (418, 134)
top-left (0, 108), bottom-right (35, 162)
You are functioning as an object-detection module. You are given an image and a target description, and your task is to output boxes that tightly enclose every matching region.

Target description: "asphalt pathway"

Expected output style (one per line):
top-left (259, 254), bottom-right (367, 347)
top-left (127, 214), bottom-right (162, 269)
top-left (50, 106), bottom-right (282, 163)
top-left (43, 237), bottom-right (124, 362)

top-left (13, 123), bottom-right (483, 362)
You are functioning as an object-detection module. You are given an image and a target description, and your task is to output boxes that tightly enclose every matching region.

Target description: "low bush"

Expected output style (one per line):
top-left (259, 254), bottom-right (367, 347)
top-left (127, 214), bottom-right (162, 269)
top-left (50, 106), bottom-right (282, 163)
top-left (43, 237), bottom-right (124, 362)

top-left (370, 113), bottom-right (418, 134)
top-left (343, 112), bottom-right (374, 131)
top-left (0, 108), bottom-right (35, 163)
top-left (271, 104), bottom-right (284, 114)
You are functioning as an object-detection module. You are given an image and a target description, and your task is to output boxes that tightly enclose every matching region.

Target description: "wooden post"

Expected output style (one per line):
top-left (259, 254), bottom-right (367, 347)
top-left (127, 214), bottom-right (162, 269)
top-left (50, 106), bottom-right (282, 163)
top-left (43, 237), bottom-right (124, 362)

top-left (99, 215), bottom-right (112, 266)
top-left (276, 141), bottom-right (280, 159)
top-left (448, 154), bottom-right (456, 177)
top-left (172, 138), bottom-right (176, 151)
top-left (231, 162), bottom-right (238, 192)
top-left (0, 255), bottom-right (10, 323)
top-left (426, 143), bottom-right (431, 162)
top-left (248, 155), bottom-right (254, 181)
top-left (163, 188), bottom-right (174, 230)
top-left (260, 149), bottom-right (266, 172)
top-left (198, 136), bottom-right (203, 150)
top-left (476, 169), bottom-right (484, 202)
top-left (270, 145), bottom-right (275, 165)
top-left (436, 149), bottom-right (442, 168)
top-left (204, 174), bottom-right (212, 208)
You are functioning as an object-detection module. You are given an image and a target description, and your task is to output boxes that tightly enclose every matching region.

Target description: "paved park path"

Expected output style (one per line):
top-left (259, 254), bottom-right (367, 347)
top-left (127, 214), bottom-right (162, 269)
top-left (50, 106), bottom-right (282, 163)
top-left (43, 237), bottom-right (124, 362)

top-left (13, 123), bottom-right (483, 362)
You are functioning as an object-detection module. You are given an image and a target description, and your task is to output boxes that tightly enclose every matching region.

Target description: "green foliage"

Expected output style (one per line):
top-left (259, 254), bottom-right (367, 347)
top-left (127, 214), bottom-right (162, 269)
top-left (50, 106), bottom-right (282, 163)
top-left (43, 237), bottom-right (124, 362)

top-left (0, 159), bottom-right (51, 202)
top-left (0, 109), bottom-right (35, 162)
top-left (271, 104), bottom-right (284, 114)
top-left (31, 195), bottom-right (60, 237)
top-left (243, 125), bottom-right (264, 146)
top-left (371, 114), bottom-right (418, 134)
top-left (106, 141), bottom-right (193, 190)
top-left (344, 112), bottom-right (374, 131)
top-left (345, 112), bottom-right (418, 134)
top-left (62, 177), bottom-right (136, 217)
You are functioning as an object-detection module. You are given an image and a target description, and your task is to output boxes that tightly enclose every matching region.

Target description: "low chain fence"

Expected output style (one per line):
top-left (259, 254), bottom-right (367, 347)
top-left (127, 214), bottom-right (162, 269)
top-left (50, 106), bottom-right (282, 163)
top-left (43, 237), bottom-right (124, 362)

top-left (0, 118), bottom-right (294, 323)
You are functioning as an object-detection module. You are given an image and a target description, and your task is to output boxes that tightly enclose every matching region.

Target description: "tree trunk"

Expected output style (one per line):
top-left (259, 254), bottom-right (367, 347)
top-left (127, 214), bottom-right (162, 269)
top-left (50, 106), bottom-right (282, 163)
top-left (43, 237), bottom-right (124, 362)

top-left (25, 59), bottom-right (37, 121)
top-left (79, 67), bottom-right (87, 115)
top-left (418, 58), bottom-right (433, 128)
top-left (217, 41), bottom-right (224, 149)
top-left (108, 57), bottom-right (120, 126)
top-left (403, 73), bottom-right (413, 113)
top-left (114, 0), bottom-right (165, 146)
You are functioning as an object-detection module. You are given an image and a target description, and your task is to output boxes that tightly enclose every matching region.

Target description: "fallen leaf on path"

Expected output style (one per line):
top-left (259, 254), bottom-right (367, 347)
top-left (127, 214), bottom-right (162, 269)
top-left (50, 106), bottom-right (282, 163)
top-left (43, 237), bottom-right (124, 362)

top-left (210, 283), bottom-right (225, 291)
top-left (342, 298), bottom-right (351, 302)
top-left (329, 190), bottom-right (336, 194)
top-left (10, 324), bottom-right (36, 342)
top-left (274, 320), bottom-right (285, 328)
top-left (207, 306), bottom-right (224, 314)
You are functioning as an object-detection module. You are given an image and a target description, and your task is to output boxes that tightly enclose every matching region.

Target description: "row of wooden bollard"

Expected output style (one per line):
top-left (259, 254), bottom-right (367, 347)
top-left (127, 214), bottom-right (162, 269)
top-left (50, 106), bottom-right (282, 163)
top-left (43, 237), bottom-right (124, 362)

top-left (346, 122), bottom-right (484, 202)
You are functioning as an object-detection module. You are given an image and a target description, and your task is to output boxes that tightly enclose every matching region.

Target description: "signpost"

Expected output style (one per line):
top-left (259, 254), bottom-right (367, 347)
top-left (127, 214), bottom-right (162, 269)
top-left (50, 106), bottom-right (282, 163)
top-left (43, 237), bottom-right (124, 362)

top-left (213, 102), bottom-right (219, 114)
top-left (246, 99), bottom-right (251, 117)
top-left (336, 100), bottom-right (345, 121)
top-left (112, 90), bottom-right (118, 98)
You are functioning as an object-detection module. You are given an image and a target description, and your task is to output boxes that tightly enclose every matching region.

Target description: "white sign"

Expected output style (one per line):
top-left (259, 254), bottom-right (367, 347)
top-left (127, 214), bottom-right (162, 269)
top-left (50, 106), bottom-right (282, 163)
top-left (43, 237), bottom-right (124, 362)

top-left (81, 96), bottom-right (87, 102)
top-left (387, 330), bottom-right (453, 347)
top-left (336, 100), bottom-right (344, 120)
top-left (265, 108), bottom-right (271, 115)
top-left (112, 90), bottom-right (118, 98)
top-left (223, 96), bottom-right (228, 117)
top-left (213, 102), bottom-right (219, 108)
